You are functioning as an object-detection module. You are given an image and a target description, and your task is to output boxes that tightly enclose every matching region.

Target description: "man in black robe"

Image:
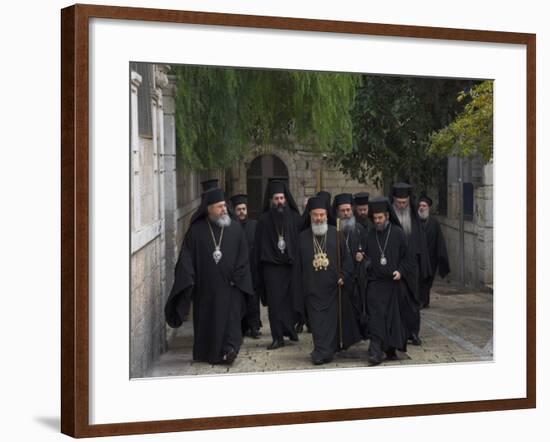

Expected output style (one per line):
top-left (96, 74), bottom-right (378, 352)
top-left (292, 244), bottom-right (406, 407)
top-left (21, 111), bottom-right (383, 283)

top-left (390, 183), bottom-right (432, 346)
top-left (295, 190), bottom-right (335, 333)
top-left (230, 193), bottom-right (262, 338)
top-left (164, 181), bottom-right (227, 324)
top-left (254, 180), bottom-right (302, 349)
top-left (333, 193), bottom-right (370, 338)
top-left (295, 197), bottom-right (362, 365)
top-left (364, 197), bottom-right (410, 366)
top-left (164, 188), bottom-right (253, 365)
top-left (354, 192), bottom-right (374, 232)
top-left (417, 194), bottom-right (451, 308)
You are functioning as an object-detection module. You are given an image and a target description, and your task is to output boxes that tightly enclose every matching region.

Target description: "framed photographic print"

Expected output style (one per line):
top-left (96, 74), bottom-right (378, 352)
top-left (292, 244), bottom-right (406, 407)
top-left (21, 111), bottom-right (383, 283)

top-left (61, 3), bottom-right (536, 438)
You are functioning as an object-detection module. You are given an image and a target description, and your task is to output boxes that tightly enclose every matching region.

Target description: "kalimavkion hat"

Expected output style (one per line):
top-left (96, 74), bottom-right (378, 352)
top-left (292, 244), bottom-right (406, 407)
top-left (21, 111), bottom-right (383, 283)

top-left (307, 196), bottom-right (327, 211)
top-left (230, 194), bottom-right (248, 207)
top-left (369, 196), bottom-right (391, 214)
top-left (204, 188), bottom-right (225, 206)
top-left (418, 193), bottom-right (433, 206)
top-left (333, 193), bottom-right (354, 207)
top-left (391, 182), bottom-right (413, 198)
top-left (353, 192), bottom-right (370, 205)
top-left (201, 179), bottom-right (219, 192)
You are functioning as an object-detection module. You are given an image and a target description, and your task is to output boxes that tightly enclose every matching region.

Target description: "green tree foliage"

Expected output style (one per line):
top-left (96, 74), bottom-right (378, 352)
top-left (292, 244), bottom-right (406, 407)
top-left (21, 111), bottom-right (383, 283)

top-left (427, 80), bottom-right (493, 162)
top-left (335, 75), bottom-right (478, 189)
top-left (173, 65), bottom-right (359, 171)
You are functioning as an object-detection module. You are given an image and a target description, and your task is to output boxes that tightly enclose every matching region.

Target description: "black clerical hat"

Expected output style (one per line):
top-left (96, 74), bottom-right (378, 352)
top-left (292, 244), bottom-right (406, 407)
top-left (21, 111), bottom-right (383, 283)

top-left (369, 196), bottom-right (391, 214)
top-left (392, 182), bottom-right (412, 198)
top-left (353, 192), bottom-right (370, 205)
top-left (267, 179), bottom-right (286, 197)
top-left (204, 188), bottom-right (225, 206)
top-left (307, 196), bottom-right (327, 211)
top-left (418, 193), bottom-right (433, 206)
top-left (201, 179), bottom-right (219, 192)
top-left (316, 190), bottom-right (332, 205)
top-left (333, 193), bottom-right (353, 207)
top-left (230, 194), bottom-right (248, 207)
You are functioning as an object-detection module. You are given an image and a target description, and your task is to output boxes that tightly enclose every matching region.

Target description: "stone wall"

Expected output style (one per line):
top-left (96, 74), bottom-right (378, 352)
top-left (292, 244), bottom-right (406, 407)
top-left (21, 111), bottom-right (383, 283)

top-left (130, 64), bottom-right (176, 378)
top-left (231, 145), bottom-right (380, 209)
top-left (440, 161), bottom-right (493, 289)
top-left (130, 238), bottom-right (163, 377)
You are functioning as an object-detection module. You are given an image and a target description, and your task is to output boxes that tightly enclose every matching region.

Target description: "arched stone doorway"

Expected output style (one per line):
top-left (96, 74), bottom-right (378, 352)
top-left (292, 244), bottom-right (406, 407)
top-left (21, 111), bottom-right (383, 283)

top-left (246, 154), bottom-right (289, 219)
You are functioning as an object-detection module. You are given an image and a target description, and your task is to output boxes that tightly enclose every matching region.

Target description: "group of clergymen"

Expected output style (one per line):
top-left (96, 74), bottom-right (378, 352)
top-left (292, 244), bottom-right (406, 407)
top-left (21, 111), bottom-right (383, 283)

top-left (165, 178), bottom-right (450, 367)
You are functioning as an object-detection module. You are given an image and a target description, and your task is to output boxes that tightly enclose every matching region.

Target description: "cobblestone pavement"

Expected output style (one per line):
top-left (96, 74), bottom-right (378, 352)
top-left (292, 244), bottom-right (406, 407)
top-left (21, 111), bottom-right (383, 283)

top-left (145, 281), bottom-right (493, 378)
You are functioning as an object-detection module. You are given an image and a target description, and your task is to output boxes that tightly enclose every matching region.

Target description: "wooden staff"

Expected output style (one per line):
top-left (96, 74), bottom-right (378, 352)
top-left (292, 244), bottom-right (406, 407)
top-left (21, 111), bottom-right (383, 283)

top-left (336, 218), bottom-right (343, 350)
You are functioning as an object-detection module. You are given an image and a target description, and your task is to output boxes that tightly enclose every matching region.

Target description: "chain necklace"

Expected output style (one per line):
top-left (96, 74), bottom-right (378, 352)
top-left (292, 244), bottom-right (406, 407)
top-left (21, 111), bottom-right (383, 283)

top-left (207, 220), bottom-right (225, 264)
top-left (312, 231), bottom-right (329, 271)
top-left (274, 218), bottom-right (286, 253)
top-left (375, 223), bottom-right (392, 266)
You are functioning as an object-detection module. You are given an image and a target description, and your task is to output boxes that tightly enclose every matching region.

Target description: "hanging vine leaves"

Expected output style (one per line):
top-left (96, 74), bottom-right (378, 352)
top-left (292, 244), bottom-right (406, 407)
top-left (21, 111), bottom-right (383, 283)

top-left (173, 65), bottom-right (360, 171)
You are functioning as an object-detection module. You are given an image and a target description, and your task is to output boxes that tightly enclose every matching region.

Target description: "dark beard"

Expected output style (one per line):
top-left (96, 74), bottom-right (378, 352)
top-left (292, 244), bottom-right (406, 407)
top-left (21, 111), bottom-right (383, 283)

top-left (375, 220), bottom-right (389, 232)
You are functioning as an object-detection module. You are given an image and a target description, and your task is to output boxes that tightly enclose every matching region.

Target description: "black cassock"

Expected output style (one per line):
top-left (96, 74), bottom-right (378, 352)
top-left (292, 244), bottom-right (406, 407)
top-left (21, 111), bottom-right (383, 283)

top-left (295, 226), bottom-right (362, 361)
top-left (419, 216), bottom-right (450, 307)
top-left (365, 223), bottom-right (410, 352)
top-left (165, 218), bottom-right (253, 364)
top-left (255, 207), bottom-right (303, 342)
top-left (239, 218), bottom-right (261, 333)
top-left (342, 223), bottom-right (370, 338)
top-left (355, 215), bottom-right (374, 234)
top-left (397, 208), bottom-right (432, 338)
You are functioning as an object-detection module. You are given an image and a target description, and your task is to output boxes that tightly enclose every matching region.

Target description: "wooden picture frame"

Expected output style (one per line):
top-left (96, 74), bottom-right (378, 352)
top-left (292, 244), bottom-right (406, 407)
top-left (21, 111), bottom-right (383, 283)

top-left (61, 3), bottom-right (536, 438)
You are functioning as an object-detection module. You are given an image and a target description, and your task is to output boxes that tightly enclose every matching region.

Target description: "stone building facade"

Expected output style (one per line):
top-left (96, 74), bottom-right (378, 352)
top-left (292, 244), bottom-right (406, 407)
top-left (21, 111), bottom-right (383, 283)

top-left (439, 157), bottom-right (493, 290)
top-left (229, 145), bottom-right (380, 219)
top-left (130, 63), bottom-right (229, 377)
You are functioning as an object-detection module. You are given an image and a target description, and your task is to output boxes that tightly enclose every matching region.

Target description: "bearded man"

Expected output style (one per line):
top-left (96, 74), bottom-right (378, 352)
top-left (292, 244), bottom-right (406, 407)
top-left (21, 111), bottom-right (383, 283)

top-left (353, 192), bottom-right (373, 232)
top-left (230, 194), bottom-right (262, 338)
top-left (165, 187), bottom-right (253, 365)
top-left (364, 197), bottom-right (410, 366)
top-left (391, 183), bottom-right (432, 346)
top-left (295, 197), bottom-right (362, 365)
top-left (254, 180), bottom-right (302, 350)
top-left (333, 193), bottom-right (370, 338)
top-left (417, 194), bottom-right (450, 308)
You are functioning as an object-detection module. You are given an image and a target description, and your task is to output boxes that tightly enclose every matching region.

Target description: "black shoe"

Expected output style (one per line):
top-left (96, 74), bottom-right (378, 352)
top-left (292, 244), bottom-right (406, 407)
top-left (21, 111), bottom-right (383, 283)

top-left (288, 331), bottom-right (299, 342)
top-left (311, 355), bottom-right (333, 365)
top-left (267, 340), bottom-right (285, 350)
top-left (223, 349), bottom-right (237, 365)
top-left (385, 349), bottom-right (399, 361)
top-left (368, 354), bottom-right (382, 366)
top-left (312, 356), bottom-right (324, 365)
top-left (368, 339), bottom-right (383, 366)
top-left (250, 328), bottom-right (261, 339)
top-left (409, 334), bottom-right (422, 346)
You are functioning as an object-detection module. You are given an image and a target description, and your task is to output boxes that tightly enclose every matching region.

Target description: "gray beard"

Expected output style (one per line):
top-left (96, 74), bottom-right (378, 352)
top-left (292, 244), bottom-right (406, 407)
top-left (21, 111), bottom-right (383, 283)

top-left (210, 214), bottom-right (232, 228)
top-left (340, 216), bottom-right (356, 233)
top-left (394, 206), bottom-right (412, 236)
top-left (311, 222), bottom-right (328, 236)
top-left (418, 209), bottom-right (430, 220)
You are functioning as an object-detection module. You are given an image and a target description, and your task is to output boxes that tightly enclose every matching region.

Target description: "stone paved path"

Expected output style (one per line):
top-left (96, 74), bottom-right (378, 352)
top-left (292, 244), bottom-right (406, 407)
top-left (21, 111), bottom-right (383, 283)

top-left (145, 281), bottom-right (493, 377)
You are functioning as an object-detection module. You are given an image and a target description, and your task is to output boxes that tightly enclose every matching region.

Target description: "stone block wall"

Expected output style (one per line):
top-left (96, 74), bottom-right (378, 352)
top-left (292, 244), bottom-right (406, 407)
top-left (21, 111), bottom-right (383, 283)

top-left (440, 162), bottom-right (493, 289)
top-left (130, 239), bottom-right (163, 377)
top-left (232, 146), bottom-right (380, 210)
